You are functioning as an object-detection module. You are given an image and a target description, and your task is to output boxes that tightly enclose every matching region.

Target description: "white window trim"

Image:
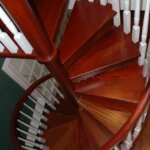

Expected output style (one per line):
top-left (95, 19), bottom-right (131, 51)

top-left (2, 58), bottom-right (30, 89)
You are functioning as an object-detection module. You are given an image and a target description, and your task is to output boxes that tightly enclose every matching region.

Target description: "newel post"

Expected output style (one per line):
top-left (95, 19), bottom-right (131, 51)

top-left (0, 0), bottom-right (78, 105)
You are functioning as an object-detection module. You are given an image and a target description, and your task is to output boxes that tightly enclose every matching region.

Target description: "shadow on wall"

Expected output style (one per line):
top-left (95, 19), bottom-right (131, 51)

top-left (0, 59), bottom-right (24, 150)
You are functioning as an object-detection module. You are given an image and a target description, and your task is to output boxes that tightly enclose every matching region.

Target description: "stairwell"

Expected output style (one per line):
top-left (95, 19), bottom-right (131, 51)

top-left (0, 0), bottom-right (150, 150)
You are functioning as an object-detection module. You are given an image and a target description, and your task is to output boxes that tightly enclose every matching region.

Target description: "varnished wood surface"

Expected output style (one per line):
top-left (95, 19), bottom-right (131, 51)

top-left (71, 119), bottom-right (91, 150)
top-left (79, 99), bottom-right (131, 134)
top-left (60, 0), bottom-right (115, 65)
top-left (45, 112), bottom-right (77, 129)
top-left (43, 119), bottom-right (78, 149)
top-left (75, 60), bottom-right (145, 102)
top-left (68, 26), bottom-right (139, 82)
top-left (132, 108), bottom-right (150, 150)
top-left (80, 109), bottom-right (113, 148)
top-left (5, 1), bottom-right (149, 149)
top-left (32, 0), bottom-right (68, 40)
top-left (52, 120), bottom-right (78, 150)
top-left (54, 98), bottom-right (79, 116)
top-left (77, 93), bottom-right (138, 112)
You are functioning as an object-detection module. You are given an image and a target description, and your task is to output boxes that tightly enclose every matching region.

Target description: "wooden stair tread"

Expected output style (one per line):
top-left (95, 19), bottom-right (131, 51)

top-left (132, 108), bottom-right (150, 150)
top-left (60, 0), bottom-right (115, 65)
top-left (43, 119), bottom-right (78, 148)
top-left (80, 109), bottom-right (114, 148)
top-left (79, 100), bottom-right (131, 134)
top-left (77, 93), bottom-right (138, 112)
top-left (52, 120), bottom-right (78, 150)
top-left (75, 60), bottom-right (145, 102)
top-left (46, 112), bottom-right (77, 129)
top-left (71, 120), bottom-right (91, 150)
top-left (68, 26), bottom-right (139, 82)
top-left (55, 99), bottom-right (79, 116)
top-left (32, 0), bottom-right (67, 40)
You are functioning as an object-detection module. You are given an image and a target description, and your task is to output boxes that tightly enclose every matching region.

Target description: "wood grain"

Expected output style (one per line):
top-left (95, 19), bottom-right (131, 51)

top-left (31, 0), bottom-right (68, 40)
top-left (79, 99), bottom-right (131, 134)
top-left (68, 26), bottom-right (139, 82)
top-left (60, 0), bottom-right (115, 67)
top-left (75, 60), bottom-right (145, 102)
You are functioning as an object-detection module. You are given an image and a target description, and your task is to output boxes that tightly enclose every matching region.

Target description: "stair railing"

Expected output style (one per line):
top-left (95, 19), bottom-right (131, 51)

top-left (100, 84), bottom-right (150, 150)
top-left (0, 0), bottom-right (78, 106)
top-left (132, 0), bottom-right (141, 43)
top-left (11, 74), bottom-right (65, 150)
top-left (1, 0), bottom-right (150, 149)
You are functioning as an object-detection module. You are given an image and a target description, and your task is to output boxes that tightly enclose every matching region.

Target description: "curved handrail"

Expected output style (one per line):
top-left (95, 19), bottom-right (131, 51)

top-left (100, 83), bottom-right (150, 150)
top-left (10, 74), bottom-right (52, 150)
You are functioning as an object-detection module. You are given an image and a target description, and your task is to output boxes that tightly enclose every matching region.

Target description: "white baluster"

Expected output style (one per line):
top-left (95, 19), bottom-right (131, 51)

top-left (20, 111), bottom-right (47, 129)
top-left (0, 7), bottom-right (33, 54)
top-left (46, 101), bottom-right (56, 110)
top-left (100, 0), bottom-right (108, 5)
top-left (0, 29), bottom-right (18, 53)
top-left (49, 79), bottom-right (65, 99)
top-left (88, 0), bottom-right (95, 2)
top-left (29, 96), bottom-right (50, 114)
top-left (143, 40), bottom-right (150, 78)
top-left (113, 145), bottom-right (120, 150)
top-left (123, 0), bottom-right (131, 34)
top-left (142, 103), bottom-right (150, 122)
top-left (45, 89), bottom-right (60, 104)
top-left (29, 96), bottom-right (54, 112)
top-left (24, 103), bottom-right (48, 122)
top-left (133, 116), bottom-right (143, 139)
top-left (18, 137), bottom-right (49, 150)
top-left (112, 0), bottom-right (121, 27)
top-left (0, 42), bottom-right (4, 52)
top-left (132, 0), bottom-right (141, 43)
top-left (68, 0), bottom-right (76, 10)
top-left (17, 128), bottom-right (46, 143)
top-left (21, 145), bottom-right (38, 150)
top-left (38, 97), bottom-right (56, 110)
top-left (138, 0), bottom-right (150, 66)
top-left (17, 119), bottom-right (43, 135)
top-left (123, 132), bottom-right (133, 149)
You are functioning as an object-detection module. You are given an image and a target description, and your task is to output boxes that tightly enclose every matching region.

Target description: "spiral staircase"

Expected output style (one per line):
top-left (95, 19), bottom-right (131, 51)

top-left (1, 0), bottom-right (150, 150)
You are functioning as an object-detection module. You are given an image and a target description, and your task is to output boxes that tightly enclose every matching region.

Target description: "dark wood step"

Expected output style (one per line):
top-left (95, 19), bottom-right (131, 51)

top-left (55, 98), bottom-right (79, 116)
top-left (80, 108), bottom-right (114, 148)
top-left (45, 112), bottom-right (77, 129)
top-left (75, 60), bottom-right (145, 103)
top-left (79, 101), bottom-right (131, 134)
top-left (71, 119), bottom-right (91, 150)
top-left (68, 26), bottom-right (139, 82)
top-left (52, 120), bottom-right (78, 150)
top-left (77, 93), bottom-right (138, 113)
top-left (60, 0), bottom-right (115, 67)
top-left (31, 0), bottom-right (68, 40)
top-left (43, 119), bottom-right (78, 149)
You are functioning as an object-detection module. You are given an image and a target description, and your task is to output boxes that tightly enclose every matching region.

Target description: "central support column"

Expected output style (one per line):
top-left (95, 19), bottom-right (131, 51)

top-left (1, 0), bottom-right (79, 107)
top-left (44, 51), bottom-right (79, 107)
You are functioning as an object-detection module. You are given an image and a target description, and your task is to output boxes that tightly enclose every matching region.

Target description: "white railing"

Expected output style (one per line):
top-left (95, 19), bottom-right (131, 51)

top-left (132, 0), bottom-right (141, 43)
top-left (138, 0), bottom-right (150, 66)
top-left (111, 101), bottom-right (150, 150)
top-left (14, 75), bottom-right (65, 150)
top-left (0, 6), bottom-right (33, 54)
top-left (85, 0), bottom-right (150, 80)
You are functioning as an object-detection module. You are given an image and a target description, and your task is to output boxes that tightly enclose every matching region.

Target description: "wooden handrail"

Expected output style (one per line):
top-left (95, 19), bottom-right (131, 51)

top-left (0, 0), bottom-right (78, 108)
top-left (0, 0), bottom-right (55, 62)
top-left (100, 83), bottom-right (150, 150)
top-left (10, 74), bottom-right (52, 150)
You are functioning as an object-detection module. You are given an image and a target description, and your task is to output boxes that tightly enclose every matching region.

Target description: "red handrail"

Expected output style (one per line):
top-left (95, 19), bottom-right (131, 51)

top-left (0, 0), bottom-right (55, 62)
top-left (100, 83), bottom-right (150, 150)
top-left (10, 74), bottom-right (52, 150)
top-left (0, 0), bottom-right (78, 108)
